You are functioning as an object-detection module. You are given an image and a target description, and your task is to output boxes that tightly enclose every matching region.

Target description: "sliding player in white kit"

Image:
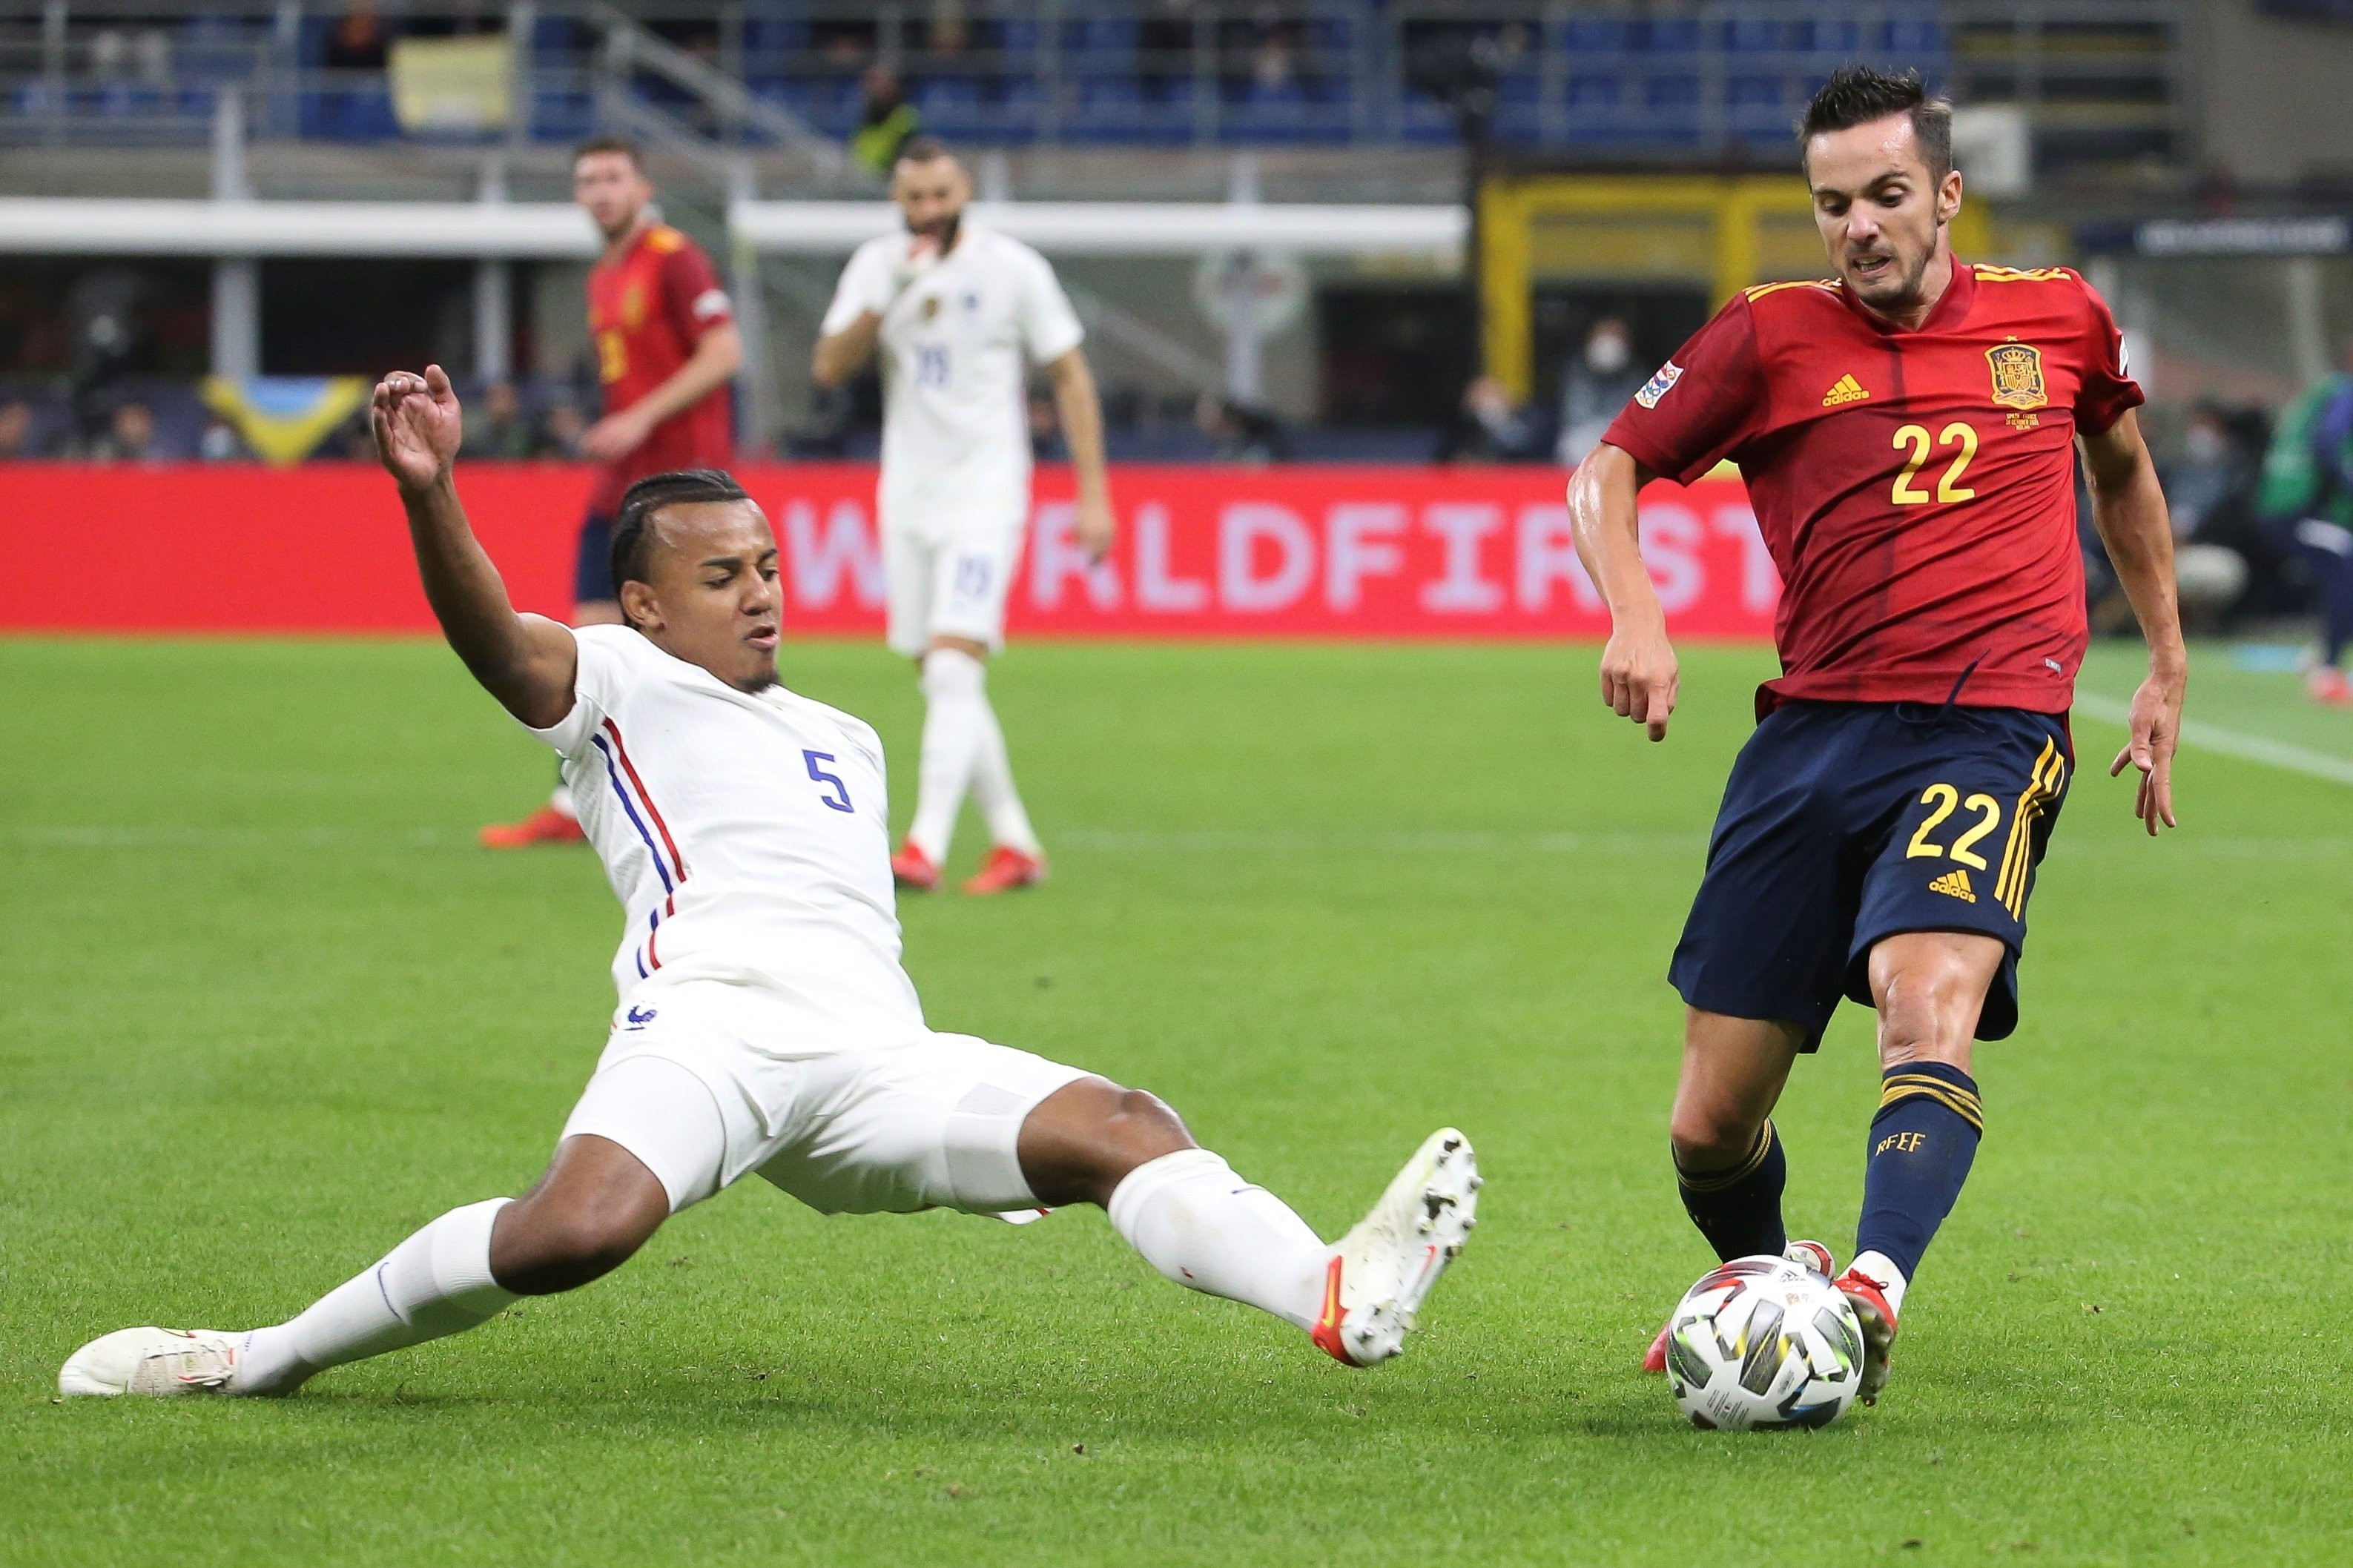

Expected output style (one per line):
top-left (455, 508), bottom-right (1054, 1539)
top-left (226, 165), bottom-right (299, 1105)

top-left (58, 367), bottom-right (1477, 1400)
top-left (812, 136), bottom-right (1114, 896)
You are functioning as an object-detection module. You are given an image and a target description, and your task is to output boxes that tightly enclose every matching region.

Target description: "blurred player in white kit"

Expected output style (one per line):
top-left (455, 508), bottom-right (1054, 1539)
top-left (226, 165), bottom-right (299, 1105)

top-left (812, 136), bottom-right (1114, 896)
top-left (57, 368), bottom-right (1478, 1400)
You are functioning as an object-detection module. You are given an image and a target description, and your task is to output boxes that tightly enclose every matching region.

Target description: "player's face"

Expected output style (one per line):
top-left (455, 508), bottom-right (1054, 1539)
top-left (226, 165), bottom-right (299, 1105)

top-left (573, 152), bottom-right (654, 240)
top-left (622, 501), bottom-right (782, 692)
top-left (891, 156), bottom-right (969, 244)
top-left (1804, 114), bottom-right (1963, 314)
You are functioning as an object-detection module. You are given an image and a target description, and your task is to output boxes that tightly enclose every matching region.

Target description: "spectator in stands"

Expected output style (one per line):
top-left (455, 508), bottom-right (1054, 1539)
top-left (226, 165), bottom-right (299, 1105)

top-left (1196, 392), bottom-right (1289, 464)
top-left (2163, 403), bottom-right (2254, 630)
top-left (854, 67), bottom-right (923, 176)
top-left (0, 397), bottom-right (33, 460)
top-left (536, 398), bottom-right (587, 459)
top-left (1139, 1), bottom-right (1197, 93)
top-left (88, 400), bottom-right (163, 465)
top-left (2257, 336), bottom-right (2353, 706)
top-left (1436, 375), bottom-right (1542, 464)
top-left (1556, 316), bottom-right (1647, 468)
top-left (465, 380), bottom-right (537, 460)
top-left (90, 21), bottom-right (171, 84)
top-left (199, 414), bottom-right (248, 463)
top-left (326, 2), bottom-right (392, 73)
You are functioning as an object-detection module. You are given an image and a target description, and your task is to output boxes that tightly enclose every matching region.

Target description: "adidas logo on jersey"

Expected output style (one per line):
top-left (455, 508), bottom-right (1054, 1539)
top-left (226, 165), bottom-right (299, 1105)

top-left (1821, 374), bottom-right (1870, 407)
top-left (1928, 869), bottom-right (1976, 903)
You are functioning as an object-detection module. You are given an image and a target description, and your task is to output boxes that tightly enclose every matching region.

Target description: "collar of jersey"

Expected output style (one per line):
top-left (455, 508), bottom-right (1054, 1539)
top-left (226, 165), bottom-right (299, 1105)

top-left (1838, 254), bottom-right (1978, 337)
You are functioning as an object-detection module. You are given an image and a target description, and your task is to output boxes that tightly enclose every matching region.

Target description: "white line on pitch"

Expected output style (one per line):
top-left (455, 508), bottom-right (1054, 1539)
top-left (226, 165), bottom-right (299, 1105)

top-left (2072, 691), bottom-right (2353, 787)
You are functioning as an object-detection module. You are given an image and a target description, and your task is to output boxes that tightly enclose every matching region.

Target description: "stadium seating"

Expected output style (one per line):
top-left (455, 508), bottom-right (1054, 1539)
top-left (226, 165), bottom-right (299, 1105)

top-left (0, 0), bottom-right (1971, 155)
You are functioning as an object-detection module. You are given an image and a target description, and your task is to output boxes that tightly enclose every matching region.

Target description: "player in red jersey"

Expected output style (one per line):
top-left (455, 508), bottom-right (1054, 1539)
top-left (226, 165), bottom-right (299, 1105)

top-left (483, 135), bottom-right (743, 848)
top-left (1568, 69), bottom-right (2186, 1405)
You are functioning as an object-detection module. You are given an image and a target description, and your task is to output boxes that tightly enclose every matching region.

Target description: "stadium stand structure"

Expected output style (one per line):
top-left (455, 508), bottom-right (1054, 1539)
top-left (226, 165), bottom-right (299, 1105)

top-left (0, 1), bottom-right (2183, 172)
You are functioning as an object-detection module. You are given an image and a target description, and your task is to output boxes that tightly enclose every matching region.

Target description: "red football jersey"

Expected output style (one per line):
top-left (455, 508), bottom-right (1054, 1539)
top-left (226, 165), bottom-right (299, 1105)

top-left (585, 222), bottom-right (736, 514)
top-left (1603, 262), bottom-right (2142, 715)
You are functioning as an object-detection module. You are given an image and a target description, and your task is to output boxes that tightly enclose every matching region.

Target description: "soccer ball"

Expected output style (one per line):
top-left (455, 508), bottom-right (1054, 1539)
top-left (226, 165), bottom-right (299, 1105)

top-left (1663, 1254), bottom-right (1864, 1430)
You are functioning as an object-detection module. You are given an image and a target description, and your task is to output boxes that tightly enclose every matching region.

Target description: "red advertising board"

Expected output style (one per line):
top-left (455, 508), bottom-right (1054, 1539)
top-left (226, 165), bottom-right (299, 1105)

top-left (4, 462), bottom-right (1778, 637)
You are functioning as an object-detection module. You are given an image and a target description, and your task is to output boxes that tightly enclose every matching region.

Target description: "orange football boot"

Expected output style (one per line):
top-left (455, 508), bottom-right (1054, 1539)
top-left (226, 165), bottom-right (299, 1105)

top-left (480, 804), bottom-right (586, 849)
top-left (963, 845), bottom-right (1047, 896)
top-left (891, 841), bottom-right (941, 891)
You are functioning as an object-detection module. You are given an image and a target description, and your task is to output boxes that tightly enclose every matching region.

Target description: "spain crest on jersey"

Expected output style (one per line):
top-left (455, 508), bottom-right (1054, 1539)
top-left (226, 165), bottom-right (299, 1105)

top-left (1985, 342), bottom-right (2047, 411)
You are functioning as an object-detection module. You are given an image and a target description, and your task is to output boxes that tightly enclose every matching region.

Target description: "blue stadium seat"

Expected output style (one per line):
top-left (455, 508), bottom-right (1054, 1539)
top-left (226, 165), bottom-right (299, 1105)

top-left (1561, 18), bottom-right (1627, 53)
top-left (913, 76), bottom-right (983, 138)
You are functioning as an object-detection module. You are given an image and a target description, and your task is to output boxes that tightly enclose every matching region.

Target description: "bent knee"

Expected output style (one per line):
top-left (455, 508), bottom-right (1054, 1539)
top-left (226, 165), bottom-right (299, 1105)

top-left (493, 1204), bottom-right (658, 1295)
top-left (1669, 1099), bottom-right (1766, 1171)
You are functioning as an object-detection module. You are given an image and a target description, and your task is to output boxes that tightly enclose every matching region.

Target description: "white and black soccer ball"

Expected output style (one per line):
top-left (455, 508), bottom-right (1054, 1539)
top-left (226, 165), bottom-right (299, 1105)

top-left (1663, 1254), bottom-right (1864, 1430)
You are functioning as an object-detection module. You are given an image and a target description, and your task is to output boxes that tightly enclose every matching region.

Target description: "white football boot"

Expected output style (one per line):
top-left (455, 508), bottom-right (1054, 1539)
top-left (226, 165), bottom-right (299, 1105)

top-left (59, 1327), bottom-right (248, 1398)
top-left (1310, 1128), bottom-right (1479, 1366)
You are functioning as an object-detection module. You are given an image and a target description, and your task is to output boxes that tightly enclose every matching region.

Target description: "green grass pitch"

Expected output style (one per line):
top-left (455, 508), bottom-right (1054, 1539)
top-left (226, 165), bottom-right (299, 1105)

top-left (3, 635), bottom-right (2349, 1566)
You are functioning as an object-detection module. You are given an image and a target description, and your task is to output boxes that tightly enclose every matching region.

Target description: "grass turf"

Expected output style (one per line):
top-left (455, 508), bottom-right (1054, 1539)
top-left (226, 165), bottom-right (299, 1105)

top-left (2, 635), bottom-right (2349, 1567)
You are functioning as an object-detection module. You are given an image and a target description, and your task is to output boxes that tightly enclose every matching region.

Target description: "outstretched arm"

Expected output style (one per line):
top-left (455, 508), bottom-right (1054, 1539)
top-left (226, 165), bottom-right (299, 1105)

top-left (1046, 347), bottom-right (1114, 561)
top-left (372, 365), bottom-right (578, 730)
top-left (2079, 408), bottom-right (2186, 835)
top-left (1568, 441), bottom-right (1677, 741)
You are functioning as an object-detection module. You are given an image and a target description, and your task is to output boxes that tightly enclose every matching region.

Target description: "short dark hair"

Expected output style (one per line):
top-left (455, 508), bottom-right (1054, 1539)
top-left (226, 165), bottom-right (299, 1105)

top-left (572, 134), bottom-right (644, 171)
top-left (610, 469), bottom-right (754, 611)
top-left (1798, 66), bottom-right (1953, 185)
top-left (892, 133), bottom-right (954, 169)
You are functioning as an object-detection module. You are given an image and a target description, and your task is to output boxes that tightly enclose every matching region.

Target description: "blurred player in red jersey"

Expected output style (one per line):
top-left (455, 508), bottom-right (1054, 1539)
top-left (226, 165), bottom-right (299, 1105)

top-left (483, 135), bottom-right (743, 847)
top-left (1568, 68), bottom-right (2187, 1405)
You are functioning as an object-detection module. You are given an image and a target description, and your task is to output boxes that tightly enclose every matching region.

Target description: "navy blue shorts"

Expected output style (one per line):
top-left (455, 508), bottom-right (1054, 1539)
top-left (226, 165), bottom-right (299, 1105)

top-left (1669, 701), bottom-right (2073, 1050)
top-left (572, 511), bottom-right (617, 606)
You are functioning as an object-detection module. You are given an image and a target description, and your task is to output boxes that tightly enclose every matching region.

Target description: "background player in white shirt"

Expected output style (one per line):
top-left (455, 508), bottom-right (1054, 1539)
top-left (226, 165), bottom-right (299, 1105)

top-left (59, 367), bottom-right (1476, 1399)
top-left (813, 137), bottom-right (1114, 896)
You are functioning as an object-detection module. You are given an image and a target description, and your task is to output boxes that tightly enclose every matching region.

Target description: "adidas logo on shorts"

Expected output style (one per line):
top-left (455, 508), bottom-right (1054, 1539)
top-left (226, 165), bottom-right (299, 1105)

top-left (1928, 869), bottom-right (1976, 903)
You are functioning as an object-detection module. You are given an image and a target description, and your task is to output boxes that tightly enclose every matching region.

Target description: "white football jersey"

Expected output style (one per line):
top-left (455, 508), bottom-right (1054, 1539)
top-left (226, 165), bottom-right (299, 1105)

top-left (822, 221), bottom-right (1084, 536)
top-left (524, 625), bottom-right (925, 1053)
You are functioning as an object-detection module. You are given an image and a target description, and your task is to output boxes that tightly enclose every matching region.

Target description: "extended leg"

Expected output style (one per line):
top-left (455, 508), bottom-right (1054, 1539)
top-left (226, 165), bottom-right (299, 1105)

top-left (1669, 1008), bottom-right (1805, 1260)
top-left (1018, 1078), bottom-right (1478, 1365)
top-left (904, 637), bottom-right (993, 871)
top-left (60, 1134), bottom-right (673, 1397)
top-left (1850, 930), bottom-right (2001, 1306)
top-left (1832, 930), bottom-right (2002, 1404)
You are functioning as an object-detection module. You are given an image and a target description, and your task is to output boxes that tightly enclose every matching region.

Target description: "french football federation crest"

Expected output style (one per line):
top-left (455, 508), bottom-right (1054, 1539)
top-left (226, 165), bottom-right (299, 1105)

top-left (921, 294), bottom-right (941, 320)
top-left (1985, 342), bottom-right (2047, 411)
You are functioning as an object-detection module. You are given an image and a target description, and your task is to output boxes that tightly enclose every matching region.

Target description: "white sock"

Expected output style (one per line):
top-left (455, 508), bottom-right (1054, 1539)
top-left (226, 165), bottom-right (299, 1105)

top-left (550, 783), bottom-right (577, 820)
top-left (1107, 1149), bottom-right (1330, 1332)
top-left (1849, 1248), bottom-right (1910, 1317)
top-left (967, 687), bottom-right (1041, 856)
top-left (237, 1199), bottom-right (518, 1394)
top-left (908, 649), bottom-right (988, 863)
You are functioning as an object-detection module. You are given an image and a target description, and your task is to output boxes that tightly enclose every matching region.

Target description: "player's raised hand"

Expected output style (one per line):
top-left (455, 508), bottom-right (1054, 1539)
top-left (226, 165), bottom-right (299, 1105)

top-left (372, 364), bottom-right (462, 492)
top-left (1600, 618), bottom-right (1679, 742)
top-left (2109, 668), bottom-right (2184, 836)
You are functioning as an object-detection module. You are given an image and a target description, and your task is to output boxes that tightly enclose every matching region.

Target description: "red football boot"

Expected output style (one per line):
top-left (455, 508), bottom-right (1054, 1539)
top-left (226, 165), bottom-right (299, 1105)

top-left (1833, 1266), bottom-right (1901, 1405)
top-left (480, 804), bottom-right (586, 849)
top-left (891, 841), bottom-right (940, 892)
top-left (2308, 667), bottom-right (2353, 707)
top-left (963, 845), bottom-right (1046, 896)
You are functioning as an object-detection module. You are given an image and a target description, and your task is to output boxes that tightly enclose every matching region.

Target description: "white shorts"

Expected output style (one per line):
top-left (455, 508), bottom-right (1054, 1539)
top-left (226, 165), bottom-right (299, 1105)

top-left (558, 979), bottom-right (1089, 1216)
top-left (883, 523), bottom-right (1026, 657)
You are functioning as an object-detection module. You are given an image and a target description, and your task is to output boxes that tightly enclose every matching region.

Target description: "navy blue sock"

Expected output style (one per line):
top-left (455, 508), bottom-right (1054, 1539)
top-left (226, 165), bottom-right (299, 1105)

top-left (1675, 1121), bottom-right (1787, 1262)
top-left (1854, 1062), bottom-right (1984, 1280)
